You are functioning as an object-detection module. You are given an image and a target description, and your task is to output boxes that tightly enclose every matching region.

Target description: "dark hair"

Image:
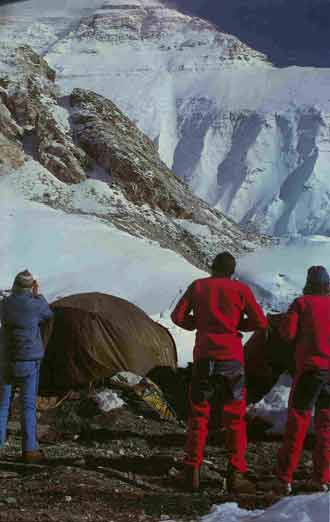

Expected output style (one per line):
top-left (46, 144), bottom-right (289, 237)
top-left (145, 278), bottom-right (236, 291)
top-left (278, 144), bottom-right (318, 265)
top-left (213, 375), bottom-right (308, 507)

top-left (303, 282), bottom-right (330, 296)
top-left (303, 265), bottom-right (330, 296)
top-left (211, 252), bottom-right (236, 277)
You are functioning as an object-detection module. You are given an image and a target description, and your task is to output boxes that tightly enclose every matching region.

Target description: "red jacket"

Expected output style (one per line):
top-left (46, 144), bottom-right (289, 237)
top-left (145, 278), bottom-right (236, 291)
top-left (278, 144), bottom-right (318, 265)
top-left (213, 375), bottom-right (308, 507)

top-left (171, 277), bottom-right (267, 363)
top-left (279, 295), bottom-right (330, 373)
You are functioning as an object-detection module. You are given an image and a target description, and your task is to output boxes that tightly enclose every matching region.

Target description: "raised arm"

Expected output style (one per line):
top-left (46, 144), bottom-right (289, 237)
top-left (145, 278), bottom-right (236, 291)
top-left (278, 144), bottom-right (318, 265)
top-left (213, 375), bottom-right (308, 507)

top-left (36, 295), bottom-right (54, 322)
top-left (239, 287), bottom-right (268, 332)
top-left (171, 284), bottom-right (196, 331)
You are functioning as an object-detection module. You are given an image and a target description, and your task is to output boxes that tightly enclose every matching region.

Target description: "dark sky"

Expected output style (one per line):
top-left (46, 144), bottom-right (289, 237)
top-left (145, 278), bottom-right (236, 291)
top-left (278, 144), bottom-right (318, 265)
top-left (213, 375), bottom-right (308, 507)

top-left (165, 0), bottom-right (330, 67)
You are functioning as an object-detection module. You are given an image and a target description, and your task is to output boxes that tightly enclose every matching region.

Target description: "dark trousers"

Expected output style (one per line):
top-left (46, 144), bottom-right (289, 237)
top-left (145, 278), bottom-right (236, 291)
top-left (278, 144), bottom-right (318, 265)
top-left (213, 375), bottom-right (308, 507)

top-left (278, 369), bottom-right (330, 483)
top-left (185, 359), bottom-right (247, 472)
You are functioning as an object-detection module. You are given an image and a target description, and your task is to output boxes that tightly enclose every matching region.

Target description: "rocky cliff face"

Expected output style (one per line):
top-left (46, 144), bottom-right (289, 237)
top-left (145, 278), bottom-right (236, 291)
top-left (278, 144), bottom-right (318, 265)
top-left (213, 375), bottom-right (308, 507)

top-left (0, 44), bottom-right (263, 273)
top-left (0, 90), bottom-right (24, 172)
top-left (0, 45), bottom-right (87, 183)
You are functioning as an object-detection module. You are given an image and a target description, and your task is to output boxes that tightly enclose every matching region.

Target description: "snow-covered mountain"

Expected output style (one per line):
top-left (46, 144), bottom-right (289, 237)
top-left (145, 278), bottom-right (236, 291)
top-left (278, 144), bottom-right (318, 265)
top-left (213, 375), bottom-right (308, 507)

top-left (1, 0), bottom-right (327, 236)
top-left (1, 43), bottom-right (262, 287)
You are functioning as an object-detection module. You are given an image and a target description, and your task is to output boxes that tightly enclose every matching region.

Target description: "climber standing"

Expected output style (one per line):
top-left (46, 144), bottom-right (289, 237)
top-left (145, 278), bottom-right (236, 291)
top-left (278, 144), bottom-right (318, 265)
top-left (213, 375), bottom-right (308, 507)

top-left (171, 252), bottom-right (267, 492)
top-left (0, 270), bottom-right (53, 463)
top-left (275, 266), bottom-right (330, 494)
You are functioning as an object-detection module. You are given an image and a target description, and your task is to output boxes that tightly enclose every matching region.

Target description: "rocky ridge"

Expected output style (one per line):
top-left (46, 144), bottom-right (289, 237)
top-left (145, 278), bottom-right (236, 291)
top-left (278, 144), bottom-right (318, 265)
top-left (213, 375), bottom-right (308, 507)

top-left (0, 44), bottom-right (266, 273)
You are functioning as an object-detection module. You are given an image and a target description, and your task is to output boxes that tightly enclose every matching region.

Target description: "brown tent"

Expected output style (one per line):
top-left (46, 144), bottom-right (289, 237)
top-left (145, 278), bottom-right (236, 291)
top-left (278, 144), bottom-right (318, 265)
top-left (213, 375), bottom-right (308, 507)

top-left (40, 293), bottom-right (177, 395)
top-left (245, 313), bottom-right (295, 404)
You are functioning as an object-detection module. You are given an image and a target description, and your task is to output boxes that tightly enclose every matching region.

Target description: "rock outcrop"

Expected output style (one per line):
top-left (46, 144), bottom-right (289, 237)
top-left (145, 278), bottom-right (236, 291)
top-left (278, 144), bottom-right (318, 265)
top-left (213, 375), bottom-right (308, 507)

top-left (0, 43), bottom-right (266, 273)
top-left (0, 91), bottom-right (24, 173)
top-left (0, 45), bottom-right (87, 183)
top-left (69, 87), bottom-right (263, 266)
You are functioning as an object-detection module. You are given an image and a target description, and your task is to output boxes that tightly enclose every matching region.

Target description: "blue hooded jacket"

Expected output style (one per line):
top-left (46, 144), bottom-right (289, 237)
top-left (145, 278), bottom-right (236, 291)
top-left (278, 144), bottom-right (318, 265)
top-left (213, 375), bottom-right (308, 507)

top-left (1, 292), bottom-right (53, 361)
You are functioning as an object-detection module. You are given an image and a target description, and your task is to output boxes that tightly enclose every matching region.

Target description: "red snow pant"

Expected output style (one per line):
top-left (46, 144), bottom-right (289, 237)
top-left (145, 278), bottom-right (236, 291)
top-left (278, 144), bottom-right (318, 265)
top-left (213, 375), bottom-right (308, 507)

top-left (278, 369), bottom-right (330, 483)
top-left (184, 359), bottom-right (247, 473)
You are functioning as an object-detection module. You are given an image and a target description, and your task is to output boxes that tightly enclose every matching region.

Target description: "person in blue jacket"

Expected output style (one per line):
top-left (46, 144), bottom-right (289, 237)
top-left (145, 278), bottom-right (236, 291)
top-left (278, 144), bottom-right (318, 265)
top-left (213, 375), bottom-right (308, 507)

top-left (0, 270), bottom-right (53, 463)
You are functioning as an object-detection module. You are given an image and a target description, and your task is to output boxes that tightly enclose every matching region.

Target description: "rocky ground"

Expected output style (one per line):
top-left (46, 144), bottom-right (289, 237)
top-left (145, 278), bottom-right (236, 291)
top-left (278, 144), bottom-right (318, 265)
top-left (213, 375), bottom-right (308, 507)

top-left (0, 402), bottom-right (314, 522)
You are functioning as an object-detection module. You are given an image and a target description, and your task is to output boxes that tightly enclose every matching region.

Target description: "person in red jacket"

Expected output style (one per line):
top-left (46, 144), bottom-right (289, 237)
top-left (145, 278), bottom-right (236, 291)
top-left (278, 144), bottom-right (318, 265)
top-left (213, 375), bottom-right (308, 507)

top-left (171, 252), bottom-right (267, 492)
top-left (275, 266), bottom-right (330, 494)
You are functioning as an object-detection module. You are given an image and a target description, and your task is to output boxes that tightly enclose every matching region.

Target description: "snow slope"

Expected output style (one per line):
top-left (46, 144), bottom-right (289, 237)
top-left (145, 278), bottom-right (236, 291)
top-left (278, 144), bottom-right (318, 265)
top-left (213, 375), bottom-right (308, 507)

top-left (0, 173), bottom-right (204, 320)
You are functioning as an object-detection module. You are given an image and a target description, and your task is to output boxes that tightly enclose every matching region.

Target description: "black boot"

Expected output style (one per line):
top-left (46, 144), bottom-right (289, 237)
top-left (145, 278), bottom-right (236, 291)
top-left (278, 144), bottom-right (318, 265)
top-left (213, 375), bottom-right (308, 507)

top-left (184, 465), bottom-right (200, 491)
top-left (22, 450), bottom-right (46, 465)
top-left (227, 465), bottom-right (256, 494)
top-left (301, 479), bottom-right (329, 493)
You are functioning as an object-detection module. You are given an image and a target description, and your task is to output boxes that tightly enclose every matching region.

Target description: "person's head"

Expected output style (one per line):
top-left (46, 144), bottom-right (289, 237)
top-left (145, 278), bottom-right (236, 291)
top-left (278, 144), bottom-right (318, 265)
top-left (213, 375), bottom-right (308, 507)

top-left (211, 252), bottom-right (236, 278)
top-left (303, 265), bottom-right (330, 296)
top-left (12, 269), bottom-right (35, 294)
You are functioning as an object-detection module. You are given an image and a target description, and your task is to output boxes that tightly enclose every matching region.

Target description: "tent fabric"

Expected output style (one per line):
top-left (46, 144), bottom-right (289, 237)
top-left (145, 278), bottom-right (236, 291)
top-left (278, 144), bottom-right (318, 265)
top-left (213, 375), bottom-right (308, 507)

top-left (39, 293), bottom-right (177, 394)
top-left (245, 313), bottom-right (295, 404)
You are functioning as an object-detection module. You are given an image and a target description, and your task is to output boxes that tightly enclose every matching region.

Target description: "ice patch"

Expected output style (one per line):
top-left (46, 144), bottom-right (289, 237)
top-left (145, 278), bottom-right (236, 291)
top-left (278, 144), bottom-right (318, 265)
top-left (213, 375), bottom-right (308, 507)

top-left (201, 494), bottom-right (330, 522)
top-left (93, 389), bottom-right (125, 412)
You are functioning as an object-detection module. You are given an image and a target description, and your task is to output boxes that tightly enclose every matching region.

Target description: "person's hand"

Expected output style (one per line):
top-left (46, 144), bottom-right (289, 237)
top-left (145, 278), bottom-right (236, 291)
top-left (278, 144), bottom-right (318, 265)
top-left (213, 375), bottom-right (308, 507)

top-left (32, 280), bottom-right (39, 297)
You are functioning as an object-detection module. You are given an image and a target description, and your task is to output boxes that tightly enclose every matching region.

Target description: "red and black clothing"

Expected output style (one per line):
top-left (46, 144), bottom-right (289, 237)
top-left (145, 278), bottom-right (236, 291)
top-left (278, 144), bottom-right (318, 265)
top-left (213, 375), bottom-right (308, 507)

top-left (171, 276), bottom-right (267, 471)
top-left (171, 277), bottom-right (267, 364)
top-left (278, 295), bottom-right (330, 484)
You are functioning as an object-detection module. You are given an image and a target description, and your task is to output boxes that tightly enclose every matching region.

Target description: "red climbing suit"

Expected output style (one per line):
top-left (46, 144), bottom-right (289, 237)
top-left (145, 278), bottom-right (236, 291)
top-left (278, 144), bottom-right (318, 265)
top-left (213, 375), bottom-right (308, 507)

top-left (278, 295), bottom-right (330, 484)
top-left (171, 277), bottom-right (267, 471)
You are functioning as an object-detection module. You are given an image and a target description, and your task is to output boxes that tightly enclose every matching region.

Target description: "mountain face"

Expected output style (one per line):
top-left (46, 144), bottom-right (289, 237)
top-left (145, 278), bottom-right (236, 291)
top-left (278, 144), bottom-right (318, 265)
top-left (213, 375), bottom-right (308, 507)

top-left (1, 1), bottom-right (330, 237)
top-left (0, 44), bottom-right (262, 276)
